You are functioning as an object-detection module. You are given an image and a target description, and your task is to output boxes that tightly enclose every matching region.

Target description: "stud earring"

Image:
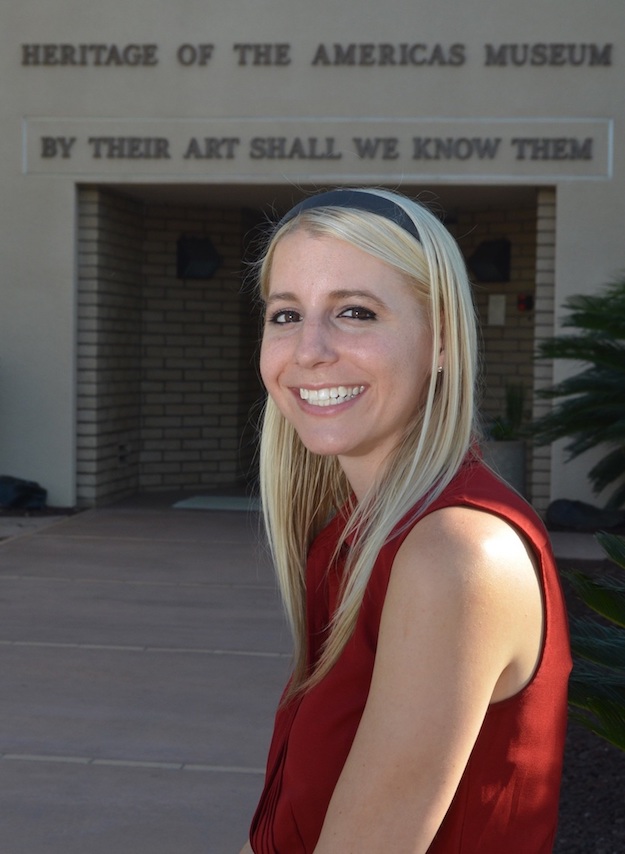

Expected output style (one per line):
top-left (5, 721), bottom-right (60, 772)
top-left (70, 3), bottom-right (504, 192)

top-left (437, 366), bottom-right (443, 374)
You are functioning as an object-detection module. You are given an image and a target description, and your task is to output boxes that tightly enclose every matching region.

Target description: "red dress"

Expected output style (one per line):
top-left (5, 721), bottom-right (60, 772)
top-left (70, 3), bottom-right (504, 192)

top-left (250, 458), bottom-right (572, 853)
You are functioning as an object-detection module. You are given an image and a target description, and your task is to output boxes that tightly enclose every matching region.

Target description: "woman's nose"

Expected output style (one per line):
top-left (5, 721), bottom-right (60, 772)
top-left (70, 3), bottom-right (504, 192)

top-left (294, 319), bottom-right (338, 368)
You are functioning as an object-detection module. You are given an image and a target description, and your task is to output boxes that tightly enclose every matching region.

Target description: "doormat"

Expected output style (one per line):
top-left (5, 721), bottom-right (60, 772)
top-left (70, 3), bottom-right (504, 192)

top-left (172, 495), bottom-right (261, 512)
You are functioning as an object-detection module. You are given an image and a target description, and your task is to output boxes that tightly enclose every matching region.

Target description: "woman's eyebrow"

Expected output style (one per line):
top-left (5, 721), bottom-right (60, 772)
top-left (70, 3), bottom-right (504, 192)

top-left (329, 289), bottom-right (389, 309)
top-left (264, 291), bottom-right (297, 306)
top-left (265, 289), bottom-right (389, 309)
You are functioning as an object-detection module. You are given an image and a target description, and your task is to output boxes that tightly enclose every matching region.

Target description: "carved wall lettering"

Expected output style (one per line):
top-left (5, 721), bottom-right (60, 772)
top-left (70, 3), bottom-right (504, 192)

top-left (510, 137), bottom-right (593, 159)
top-left (41, 137), bottom-right (77, 158)
top-left (19, 41), bottom-right (615, 70)
top-left (232, 44), bottom-right (291, 65)
top-left (176, 44), bottom-right (214, 66)
top-left (183, 137), bottom-right (241, 158)
top-left (352, 137), bottom-right (400, 159)
top-left (22, 43), bottom-right (159, 66)
top-left (248, 136), bottom-right (342, 159)
top-left (87, 137), bottom-right (171, 158)
top-left (311, 42), bottom-right (466, 66)
top-left (484, 43), bottom-right (612, 66)
top-left (413, 137), bottom-right (502, 160)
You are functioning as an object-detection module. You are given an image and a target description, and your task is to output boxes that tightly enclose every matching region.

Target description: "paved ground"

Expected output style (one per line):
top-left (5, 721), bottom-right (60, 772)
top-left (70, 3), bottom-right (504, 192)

top-left (0, 499), bottom-right (619, 853)
top-left (0, 499), bottom-right (289, 854)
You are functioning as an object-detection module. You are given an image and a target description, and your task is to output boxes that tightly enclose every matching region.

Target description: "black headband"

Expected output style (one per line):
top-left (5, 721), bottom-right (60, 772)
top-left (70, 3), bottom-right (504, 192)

top-left (276, 189), bottom-right (420, 242)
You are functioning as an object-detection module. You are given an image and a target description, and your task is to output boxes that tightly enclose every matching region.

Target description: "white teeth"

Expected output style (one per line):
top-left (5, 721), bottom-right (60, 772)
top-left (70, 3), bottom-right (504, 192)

top-left (299, 386), bottom-right (365, 406)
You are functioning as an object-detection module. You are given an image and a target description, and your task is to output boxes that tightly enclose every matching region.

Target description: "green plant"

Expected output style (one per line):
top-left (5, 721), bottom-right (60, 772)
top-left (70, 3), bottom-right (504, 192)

top-left (488, 381), bottom-right (526, 440)
top-left (566, 532), bottom-right (625, 751)
top-left (531, 277), bottom-right (625, 508)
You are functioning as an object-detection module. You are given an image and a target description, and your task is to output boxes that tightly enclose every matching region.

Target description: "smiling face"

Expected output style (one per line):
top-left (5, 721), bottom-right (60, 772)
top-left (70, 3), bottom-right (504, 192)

top-left (260, 229), bottom-right (436, 497)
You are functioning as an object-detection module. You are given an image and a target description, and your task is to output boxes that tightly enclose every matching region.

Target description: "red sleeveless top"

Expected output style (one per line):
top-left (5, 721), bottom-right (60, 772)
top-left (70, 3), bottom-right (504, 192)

top-left (250, 459), bottom-right (572, 853)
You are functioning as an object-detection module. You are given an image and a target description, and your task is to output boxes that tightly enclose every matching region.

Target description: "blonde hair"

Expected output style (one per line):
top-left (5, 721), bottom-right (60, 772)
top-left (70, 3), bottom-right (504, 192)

top-left (258, 189), bottom-right (479, 695)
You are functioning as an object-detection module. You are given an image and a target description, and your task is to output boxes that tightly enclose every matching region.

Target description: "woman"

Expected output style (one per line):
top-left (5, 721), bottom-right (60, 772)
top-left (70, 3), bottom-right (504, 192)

top-left (241, 188), bottom-right (571, 853)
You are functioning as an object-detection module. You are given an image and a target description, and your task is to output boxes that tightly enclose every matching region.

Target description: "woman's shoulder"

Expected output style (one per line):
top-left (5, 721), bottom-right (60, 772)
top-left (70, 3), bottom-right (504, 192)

top-left (389, 503), bottom-right (543, 663)
top-left (397, 503), bottom-right (539, 593)
top-left (420, 455), bottom-right (550, 551)
top-left (369, 456), bottom-right (546, 600)
top-left (387, 503), bottom-right (544, 702)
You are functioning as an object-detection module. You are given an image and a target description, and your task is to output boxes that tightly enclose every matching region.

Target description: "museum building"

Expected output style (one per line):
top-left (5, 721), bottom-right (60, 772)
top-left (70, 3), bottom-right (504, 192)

top-left (2, 0), bottom-right (624, 514)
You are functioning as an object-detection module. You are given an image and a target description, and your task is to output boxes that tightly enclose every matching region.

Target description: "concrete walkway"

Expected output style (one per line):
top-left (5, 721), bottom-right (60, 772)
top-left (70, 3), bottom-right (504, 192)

top-left (0, 500), bottom-right (607, 853)
top-left (0, 500), bottom-right (290, 854)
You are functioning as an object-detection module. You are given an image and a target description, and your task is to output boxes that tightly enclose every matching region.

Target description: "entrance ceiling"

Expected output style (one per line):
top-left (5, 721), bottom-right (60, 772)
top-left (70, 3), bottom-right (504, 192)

top-left (106, 182), bottom-right (538, 219)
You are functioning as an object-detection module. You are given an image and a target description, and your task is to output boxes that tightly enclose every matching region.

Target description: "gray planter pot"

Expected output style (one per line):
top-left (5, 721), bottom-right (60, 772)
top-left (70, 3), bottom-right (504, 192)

top-left (482, 439), bottom-right (527, 497)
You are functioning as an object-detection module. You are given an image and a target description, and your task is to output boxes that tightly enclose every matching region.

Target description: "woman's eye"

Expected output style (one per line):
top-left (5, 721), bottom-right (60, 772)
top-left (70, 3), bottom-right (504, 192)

top-left (268, 309), bottom-right (301, 325)
top-left (338, 306), bottom-right (377, 321)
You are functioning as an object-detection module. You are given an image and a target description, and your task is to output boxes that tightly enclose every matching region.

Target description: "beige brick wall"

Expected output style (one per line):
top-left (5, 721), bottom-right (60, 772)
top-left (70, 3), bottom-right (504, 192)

top-left (450, 198), bottom-right (541, 504)
top-left (76, 188), bottom-right (143, 506)
top-left (450, 192), bottom-right (556, 511)
top-left (531, 188), bottom-right (557, 514)
top-left (77, 188), bottom-right (263, 506)
top-left (452, 202), bottom-right (538, 422)
top-left (139, 202), bottom-right (262, 493)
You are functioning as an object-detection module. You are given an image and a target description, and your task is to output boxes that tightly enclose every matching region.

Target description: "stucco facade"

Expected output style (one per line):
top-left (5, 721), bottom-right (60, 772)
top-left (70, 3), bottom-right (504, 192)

top-left (2, 0), bottom-right (624, 510)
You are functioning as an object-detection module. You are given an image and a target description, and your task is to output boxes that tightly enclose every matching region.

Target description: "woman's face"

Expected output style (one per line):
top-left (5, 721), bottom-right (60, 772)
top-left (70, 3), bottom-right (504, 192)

top-left (260, 229), bottom-right (435, 494)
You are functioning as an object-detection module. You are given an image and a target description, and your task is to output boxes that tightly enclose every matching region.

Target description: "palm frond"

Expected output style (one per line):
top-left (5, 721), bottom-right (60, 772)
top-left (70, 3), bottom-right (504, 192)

top-left (568, 707), bottom-right (625, 752)
top-left (568, 661), bottom-right (625, 751)
top-left (565, 532), bottom-right (625, 751)
top-left (588, 450), bottom-right (625, 504)
top-left (537, 338), bottom-right (625, 371)
top-left (531, 277), bottom-right (625, 507)
top-left (569, 659), bottom-right (625, 696)
top-left (558, 283), bottom-right (625, 339)
top-left (563, 570), bottom-right (625, 627)
top-left (595, 532), bottom-right (625, 568)
top-left (569, 616), bottom-right (625, 668)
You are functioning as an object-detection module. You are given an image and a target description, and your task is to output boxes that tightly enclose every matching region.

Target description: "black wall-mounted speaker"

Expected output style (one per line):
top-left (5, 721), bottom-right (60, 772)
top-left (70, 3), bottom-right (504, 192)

top-left (176, 235), bottom-right (223, 279)
top-left (468, 238), bottom-right (511, 283)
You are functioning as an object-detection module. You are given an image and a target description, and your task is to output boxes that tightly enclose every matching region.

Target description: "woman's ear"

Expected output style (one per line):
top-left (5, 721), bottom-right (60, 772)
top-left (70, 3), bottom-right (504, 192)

top-left (437, 315), bottom-right (445, 371)
top-left (437, 328), bottom-right (445, 372)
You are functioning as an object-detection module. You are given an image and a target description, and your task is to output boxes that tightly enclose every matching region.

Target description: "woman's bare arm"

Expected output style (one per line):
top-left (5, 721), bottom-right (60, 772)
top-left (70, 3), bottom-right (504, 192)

top-left (313, 506), bottom-right (543, 853)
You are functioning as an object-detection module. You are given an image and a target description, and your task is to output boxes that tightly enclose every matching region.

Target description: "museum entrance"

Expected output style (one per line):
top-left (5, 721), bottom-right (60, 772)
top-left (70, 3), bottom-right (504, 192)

top-left (75, 185), bottom-right (268, 506)
top-left (75, 183), bottom-right (555, 509)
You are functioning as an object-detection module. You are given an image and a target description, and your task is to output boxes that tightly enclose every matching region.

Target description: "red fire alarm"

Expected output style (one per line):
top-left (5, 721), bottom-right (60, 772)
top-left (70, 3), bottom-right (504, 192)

top-left (517, 294), bottom-right (534, 312)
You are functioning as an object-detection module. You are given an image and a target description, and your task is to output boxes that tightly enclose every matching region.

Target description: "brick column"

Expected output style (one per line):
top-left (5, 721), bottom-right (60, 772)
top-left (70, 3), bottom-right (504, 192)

top-left (76, 187), bottom-right (143, 506)
top-left (531, 188), bottom-right (557, 515)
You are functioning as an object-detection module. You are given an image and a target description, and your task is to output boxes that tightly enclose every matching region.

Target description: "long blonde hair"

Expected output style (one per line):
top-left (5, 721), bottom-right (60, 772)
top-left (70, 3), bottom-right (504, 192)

top-left (258, 189), bottom-right (479, 695)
